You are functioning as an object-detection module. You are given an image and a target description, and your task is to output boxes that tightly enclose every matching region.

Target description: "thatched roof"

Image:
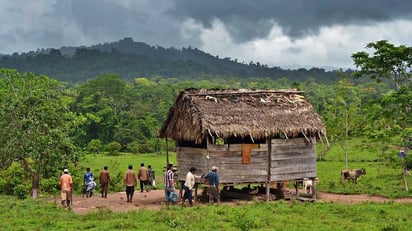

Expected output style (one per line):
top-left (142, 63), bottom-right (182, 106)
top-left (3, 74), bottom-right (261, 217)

top-left (158, 88), bottom-right (326, 144)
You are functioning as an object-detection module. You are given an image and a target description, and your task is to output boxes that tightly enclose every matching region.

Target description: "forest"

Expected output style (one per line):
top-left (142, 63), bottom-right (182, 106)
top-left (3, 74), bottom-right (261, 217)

top-left (0, 39), bottom-right (411, 198)
top-left (0, 37), bottom-right (350, 84)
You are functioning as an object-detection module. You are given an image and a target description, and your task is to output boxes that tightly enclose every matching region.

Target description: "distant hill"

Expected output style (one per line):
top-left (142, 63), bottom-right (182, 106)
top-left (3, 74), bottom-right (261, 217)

top-left (0, 37), bottom-right (349, 84)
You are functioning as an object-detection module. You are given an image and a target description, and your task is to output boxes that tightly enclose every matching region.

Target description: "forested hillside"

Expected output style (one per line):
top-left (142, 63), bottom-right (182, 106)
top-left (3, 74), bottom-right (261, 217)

top-left (0, 37), bottom-right (348, 84)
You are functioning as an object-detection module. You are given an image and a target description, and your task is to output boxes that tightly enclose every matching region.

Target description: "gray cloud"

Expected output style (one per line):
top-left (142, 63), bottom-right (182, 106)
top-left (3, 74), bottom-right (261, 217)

top-left (171, 0), bottom-right (412, 41)
top-left (1, 0), bottom-right (412, 68)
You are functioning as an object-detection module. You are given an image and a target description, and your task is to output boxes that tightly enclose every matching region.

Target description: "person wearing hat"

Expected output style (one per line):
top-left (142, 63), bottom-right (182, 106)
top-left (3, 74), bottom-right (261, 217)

top-left (59, 168), bottom-right (73, 208)
top-left (124, 164), bottom-right (137, 203)
top-left (182, 167), bottom-right (197, 207)
top-left (99, 165), bottom-right (110, 198)
top-left (203, 166), bottom-right (220, 204)
top-left (138, 162), bottom-right (148, 193)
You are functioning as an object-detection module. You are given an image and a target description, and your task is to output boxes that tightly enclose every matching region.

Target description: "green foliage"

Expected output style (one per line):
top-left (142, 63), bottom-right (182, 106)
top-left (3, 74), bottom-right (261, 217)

top-left (105, 142), bottom-right (122, 156)
top-left (0, 162), bottom-right (31, 197)
top-left (0, 69), bottom-right (82, 197)
top-left (0, 38), bottom-right (344, 84)
top-left (87, 139), bottom-right (103, 153)
top-left (126, 141), bottom-right (139, 154)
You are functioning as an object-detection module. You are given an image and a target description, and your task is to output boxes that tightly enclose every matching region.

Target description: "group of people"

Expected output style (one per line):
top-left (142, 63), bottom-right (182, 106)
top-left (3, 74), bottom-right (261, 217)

top-left (164, 163), bottom-right (220, 207)
top-left (58, 166), bottom-right (112, 208)
top-left (123, 163), bottom-right (156, 202)
top-left (58, 162), bottom-right (219, 208)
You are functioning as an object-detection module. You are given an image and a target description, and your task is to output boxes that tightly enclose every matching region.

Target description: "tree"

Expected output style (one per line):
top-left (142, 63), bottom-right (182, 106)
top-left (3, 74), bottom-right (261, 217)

top-left (352, 40), bottom-right (412, 148)
top-left (352, 40), bottom-right (412, 190)
top-left (352, 40), bottom-right (412, 91)
top-left (0, 69), bottom-right (82, 198)
top-left (320, 76), bottom-right (361, 166)
top-left (74, 74), bottom-right (131, 146)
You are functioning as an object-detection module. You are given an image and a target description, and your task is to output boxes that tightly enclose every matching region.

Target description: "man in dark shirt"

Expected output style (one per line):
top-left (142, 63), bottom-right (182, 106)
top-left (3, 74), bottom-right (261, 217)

top-left (203, 166), bottom-right (220, 204)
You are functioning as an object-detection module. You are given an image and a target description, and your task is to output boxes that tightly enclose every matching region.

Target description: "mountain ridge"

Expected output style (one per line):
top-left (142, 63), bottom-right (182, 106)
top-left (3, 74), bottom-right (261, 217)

top-left (0, 37), bottom-right (348, 84)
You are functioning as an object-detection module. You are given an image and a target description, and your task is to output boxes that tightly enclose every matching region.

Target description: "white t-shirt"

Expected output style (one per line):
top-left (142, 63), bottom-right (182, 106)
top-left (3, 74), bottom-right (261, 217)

top-left (184, 171), bottom-right (195, 190)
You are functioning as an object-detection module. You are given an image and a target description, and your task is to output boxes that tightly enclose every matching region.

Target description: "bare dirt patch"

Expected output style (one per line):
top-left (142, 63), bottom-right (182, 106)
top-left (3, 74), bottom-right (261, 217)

top-left (49, 189), bottom-right (412, 214)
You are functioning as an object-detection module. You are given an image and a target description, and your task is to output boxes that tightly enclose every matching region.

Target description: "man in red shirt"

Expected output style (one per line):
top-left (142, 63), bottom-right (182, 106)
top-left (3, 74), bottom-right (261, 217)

top-left (59, 168), bottom-right (74, 208)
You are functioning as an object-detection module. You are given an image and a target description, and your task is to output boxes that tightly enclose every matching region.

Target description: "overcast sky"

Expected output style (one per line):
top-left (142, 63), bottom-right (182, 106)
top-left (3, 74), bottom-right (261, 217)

top-left (2, 0), bottom-right (412, 70)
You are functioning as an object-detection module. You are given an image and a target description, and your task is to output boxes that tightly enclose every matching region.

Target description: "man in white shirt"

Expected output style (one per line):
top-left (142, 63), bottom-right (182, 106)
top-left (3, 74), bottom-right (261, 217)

top-left (182, 167), bottom-right (197, 207)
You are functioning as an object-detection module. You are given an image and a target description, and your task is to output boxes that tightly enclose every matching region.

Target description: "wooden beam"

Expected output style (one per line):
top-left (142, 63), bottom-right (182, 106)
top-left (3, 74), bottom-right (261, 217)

top-left (266, 137), bottom-right (272, 201)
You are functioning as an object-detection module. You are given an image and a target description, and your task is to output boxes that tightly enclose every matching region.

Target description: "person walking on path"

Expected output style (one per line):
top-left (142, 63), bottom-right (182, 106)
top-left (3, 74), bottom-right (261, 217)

top-left (138, 162), bottom-right (148, 192)
top-left (84, 167), bottom-right (96, 198)
top-left (182, 167), bottom-right (196, 207)
top-left (99, 165), bottom-right (110, 198)
top-left (59, 168), bottom-right (73, 208)
top-left (147, 165), bottom-right (156, 190)
top-left (124, 164), bottom-right (137, 203)
top-left (164, 163), bottom-right (176, 207)
top-left (203, 166), bottom-right (220, 204)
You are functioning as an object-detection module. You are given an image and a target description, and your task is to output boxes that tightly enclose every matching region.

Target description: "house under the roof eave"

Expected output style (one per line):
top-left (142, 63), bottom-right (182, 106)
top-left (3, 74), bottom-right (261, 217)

top-left (158, 88), bottom-right (327, 200)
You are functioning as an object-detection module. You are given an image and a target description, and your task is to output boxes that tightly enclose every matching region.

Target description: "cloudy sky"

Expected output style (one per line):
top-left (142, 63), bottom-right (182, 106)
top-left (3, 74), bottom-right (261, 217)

top-left (2, 0), bottom-right (412, 69)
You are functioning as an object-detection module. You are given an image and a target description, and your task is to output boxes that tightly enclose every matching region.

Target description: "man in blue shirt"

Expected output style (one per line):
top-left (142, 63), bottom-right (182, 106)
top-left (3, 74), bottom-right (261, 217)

top-left (203, 166), bottom-right (219, 204)
top-left (84, 167), bottom-right (95, 198)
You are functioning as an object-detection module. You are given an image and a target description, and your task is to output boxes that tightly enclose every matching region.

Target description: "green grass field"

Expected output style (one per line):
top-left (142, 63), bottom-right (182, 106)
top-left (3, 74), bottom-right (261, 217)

top-left (1, 195), bottom-right (411, 231)
top-left (4, 140), bottom-right (412, 230)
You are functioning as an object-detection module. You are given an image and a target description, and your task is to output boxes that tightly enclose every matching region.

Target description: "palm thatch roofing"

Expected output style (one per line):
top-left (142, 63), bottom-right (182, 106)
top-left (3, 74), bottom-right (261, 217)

top-left (158, 88), bottom-right (326, 144)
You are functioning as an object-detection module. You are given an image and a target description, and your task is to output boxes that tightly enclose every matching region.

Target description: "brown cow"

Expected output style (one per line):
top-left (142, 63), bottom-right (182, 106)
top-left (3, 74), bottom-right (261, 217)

top-left (341, 168), bottom-right (366, 184)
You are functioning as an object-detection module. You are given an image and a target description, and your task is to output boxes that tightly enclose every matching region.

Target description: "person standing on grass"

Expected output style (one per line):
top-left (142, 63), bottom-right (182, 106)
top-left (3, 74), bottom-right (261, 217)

top-left (138, 162), bottom-right (148, 192)
top-left (182, 167), bottom-right (197, 207)
top-left (147, 165), bottom-right (156, 190)
top-left (203, 166), bottom-right (220, 204)
top-left (99, 165), bottom-right (110, 198)
top-left (124, 164), bottom-right (137, 203)
top-left (164, 163), bottom-right (175, 207)
top-left (59, 168), bottom-right (73, 208)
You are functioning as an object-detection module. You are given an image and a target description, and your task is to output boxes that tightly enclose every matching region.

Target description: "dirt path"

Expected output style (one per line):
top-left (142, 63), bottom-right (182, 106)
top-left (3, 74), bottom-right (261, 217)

top-left (54, 189), bottom-right (412, 214)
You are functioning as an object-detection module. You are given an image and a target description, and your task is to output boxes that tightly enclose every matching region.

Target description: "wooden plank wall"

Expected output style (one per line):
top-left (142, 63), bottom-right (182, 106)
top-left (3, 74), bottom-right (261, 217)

top-left (176, 147), bottom-right (208, 181)
top-left (270, 138), bottom-right (317, 181)
top-left (176, 137), bottom-right (317, 184)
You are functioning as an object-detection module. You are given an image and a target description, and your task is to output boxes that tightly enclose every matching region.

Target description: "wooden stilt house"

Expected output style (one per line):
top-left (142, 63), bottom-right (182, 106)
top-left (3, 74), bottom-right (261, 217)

top-left (158, 88), bottom-right (327, 200)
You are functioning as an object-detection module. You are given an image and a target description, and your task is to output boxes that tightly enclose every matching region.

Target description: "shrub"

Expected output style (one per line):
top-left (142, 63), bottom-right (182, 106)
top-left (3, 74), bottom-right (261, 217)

top-left (87, 139), bottom-right (102, 153)
top-left (126, 141), bottom-right (139, 154)
top-left (105, 142), bottom-right (122, 156)
top-left (0, 162), bottom-right (31, 198)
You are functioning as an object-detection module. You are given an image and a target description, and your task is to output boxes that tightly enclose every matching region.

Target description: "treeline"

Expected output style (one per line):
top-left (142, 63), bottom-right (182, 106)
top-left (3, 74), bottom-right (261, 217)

top-left (1, 67), bottom-right (411, 198)
top-left (0, 37), bottom-right (349, 84)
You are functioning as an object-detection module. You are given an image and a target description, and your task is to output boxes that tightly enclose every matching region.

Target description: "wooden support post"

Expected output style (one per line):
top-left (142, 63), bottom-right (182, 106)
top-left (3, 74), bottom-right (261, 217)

top-left (166, 138), bottom-right (169, 166)
top-left (311, 178), bottom-right (317, 200)
top-left (266, 137), bottom-right (272, 201)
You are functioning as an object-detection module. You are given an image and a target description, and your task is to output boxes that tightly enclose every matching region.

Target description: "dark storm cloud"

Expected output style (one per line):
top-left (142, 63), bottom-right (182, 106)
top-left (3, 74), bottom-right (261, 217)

top-left (171, 0), bottom-right (412, 42)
